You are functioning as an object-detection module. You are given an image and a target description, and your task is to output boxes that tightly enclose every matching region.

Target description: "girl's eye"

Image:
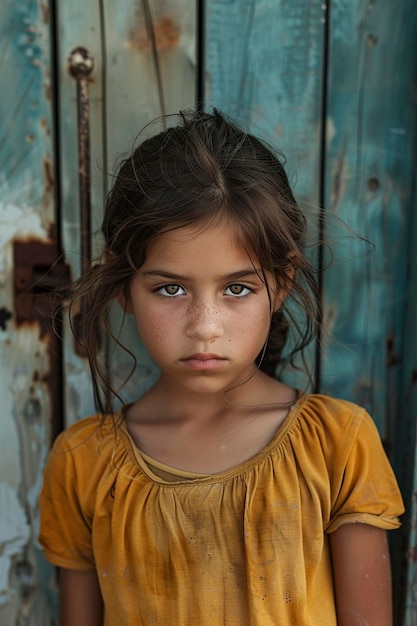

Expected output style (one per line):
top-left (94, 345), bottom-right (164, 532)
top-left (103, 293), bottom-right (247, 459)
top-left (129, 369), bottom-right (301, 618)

top-left (157, 284), bottom-right (185, 297)
top-left (225, 284), bottom-right (251, 297)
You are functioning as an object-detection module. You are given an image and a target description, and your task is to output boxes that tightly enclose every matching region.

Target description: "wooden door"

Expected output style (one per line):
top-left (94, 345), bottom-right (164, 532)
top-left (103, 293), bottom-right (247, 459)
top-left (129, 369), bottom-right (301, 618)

top-left (1, 1), bottom-right (417, 623)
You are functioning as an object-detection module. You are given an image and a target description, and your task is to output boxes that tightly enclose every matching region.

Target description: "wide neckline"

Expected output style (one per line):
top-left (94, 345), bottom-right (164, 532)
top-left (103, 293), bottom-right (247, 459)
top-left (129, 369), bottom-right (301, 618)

top-left (118, 392), bottom-right (308, 486)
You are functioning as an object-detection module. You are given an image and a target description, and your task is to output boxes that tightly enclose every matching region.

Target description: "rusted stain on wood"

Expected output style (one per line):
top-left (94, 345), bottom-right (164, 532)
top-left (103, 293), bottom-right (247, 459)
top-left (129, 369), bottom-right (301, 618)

top-left (130, 13), bottom-right (180, 51)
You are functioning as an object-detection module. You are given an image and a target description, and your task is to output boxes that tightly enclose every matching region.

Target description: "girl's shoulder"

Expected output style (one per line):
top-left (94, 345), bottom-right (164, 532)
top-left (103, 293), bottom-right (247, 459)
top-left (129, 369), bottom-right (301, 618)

top-left (49, 413), bottom-right (124, 465)
top-left (281, 392), bottom-right (376, 456)
top-left (293, 392), bottom-right (366, 428)
top-left (44, 412), bottom-right (133, 496)
top-left (51, 414), bottom-right (110, 450)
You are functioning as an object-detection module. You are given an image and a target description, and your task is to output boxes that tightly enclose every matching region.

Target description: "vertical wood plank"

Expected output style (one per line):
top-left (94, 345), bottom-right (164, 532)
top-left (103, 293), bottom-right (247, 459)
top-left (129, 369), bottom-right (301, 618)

top-left (102, 0), bottom-right (196, 156)
top-left (205, 0), bottom-right (326, 388)
top-left (321, 0), bottom-right (417, 435)
top-left (206, 0), bottom-right (326, 202)
top-left (0, 0), bottom-right (57, 622)
top-left (56, 0), bottom-right (106, 425)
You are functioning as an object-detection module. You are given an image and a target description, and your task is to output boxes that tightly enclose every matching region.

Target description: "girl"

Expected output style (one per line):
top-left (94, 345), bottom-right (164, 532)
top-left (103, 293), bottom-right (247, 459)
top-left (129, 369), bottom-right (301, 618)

top-left (39, 110), bottom-right (404, 626)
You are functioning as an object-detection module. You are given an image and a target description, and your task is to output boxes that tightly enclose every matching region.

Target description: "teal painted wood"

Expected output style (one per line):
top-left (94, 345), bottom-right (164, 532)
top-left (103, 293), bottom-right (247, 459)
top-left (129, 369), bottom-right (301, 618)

top-left (321, 0), bottom-right (417, 437)
top-left (205, 0), bottom-right (327, 389)
top-left (0, 0), bottom-right (57, 623)
top-left (0, 1), bottom-right (53, 212)
top-left (206, 0), bottom-right (326, 203)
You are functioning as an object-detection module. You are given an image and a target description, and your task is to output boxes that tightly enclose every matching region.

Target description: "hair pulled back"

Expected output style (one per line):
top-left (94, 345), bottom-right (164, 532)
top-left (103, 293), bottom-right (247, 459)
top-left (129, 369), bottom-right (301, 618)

top-left (69, 109), bottom-right (320, 413)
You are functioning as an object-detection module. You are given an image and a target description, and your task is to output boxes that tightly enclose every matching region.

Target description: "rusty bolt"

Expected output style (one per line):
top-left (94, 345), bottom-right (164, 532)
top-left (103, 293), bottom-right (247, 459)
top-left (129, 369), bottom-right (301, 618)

top-left (68, 46), bottom-right (95, 79)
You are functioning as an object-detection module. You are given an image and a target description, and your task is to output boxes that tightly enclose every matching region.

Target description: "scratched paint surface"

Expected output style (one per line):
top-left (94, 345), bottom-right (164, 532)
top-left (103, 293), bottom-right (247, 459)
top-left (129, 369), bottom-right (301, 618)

top-left (0, 1), bottom-right (57, 623)
top-left (206, 0), bottom-right (326, 200)
top-left (321, 0), bottom-right (416, 430)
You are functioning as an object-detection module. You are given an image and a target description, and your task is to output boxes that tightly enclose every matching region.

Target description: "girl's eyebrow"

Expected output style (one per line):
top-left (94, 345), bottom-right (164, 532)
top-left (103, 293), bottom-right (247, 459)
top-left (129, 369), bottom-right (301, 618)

top-left (140, 269), bottom-right (263, 281)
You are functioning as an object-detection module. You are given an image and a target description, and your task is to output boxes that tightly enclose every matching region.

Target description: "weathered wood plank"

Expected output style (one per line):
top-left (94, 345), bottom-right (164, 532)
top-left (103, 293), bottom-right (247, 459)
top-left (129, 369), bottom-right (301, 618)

top-left (56, 0), bottom-right (106, 425)
top-left (0, 0), bottom-right (57, 622)
top-left (206, 0), bottom-right (326, 198)
top-left (205, 0), bottom-right (326, 388)
top-left (320, 0), bottom-right (417, 435)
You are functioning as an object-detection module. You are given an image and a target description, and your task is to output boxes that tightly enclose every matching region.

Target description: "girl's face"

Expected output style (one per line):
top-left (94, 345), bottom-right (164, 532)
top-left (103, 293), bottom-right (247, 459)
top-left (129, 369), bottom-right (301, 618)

top-left (126, 221), bottom-right (284, 398)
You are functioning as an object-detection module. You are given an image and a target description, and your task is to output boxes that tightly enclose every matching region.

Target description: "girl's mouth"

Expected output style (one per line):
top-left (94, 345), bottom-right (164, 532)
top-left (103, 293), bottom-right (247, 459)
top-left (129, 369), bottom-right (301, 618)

top-left (181, 354), bottom-right (227, 370)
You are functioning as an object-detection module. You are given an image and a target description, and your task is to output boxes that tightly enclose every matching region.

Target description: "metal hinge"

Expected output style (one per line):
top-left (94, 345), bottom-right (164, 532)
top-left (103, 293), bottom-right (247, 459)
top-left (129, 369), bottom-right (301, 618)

top-left (14, 240), bottom-right (71, 329)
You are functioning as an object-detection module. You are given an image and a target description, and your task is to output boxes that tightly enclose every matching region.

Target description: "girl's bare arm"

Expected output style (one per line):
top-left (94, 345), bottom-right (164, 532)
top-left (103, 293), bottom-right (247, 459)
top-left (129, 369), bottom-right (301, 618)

top-left (59, 568), bottom-right (103, 626)
top-left (330, 524), bottom-right (393, 625)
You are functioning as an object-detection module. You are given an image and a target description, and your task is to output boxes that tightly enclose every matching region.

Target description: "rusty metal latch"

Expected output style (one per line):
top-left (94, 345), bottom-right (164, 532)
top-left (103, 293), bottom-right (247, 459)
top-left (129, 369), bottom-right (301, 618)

top-left (68, 47), bottom-right (96, 356)
top-left (14, 240), bottom-right (71, 328)
top-left (68, 46), bottom-right (94, 275)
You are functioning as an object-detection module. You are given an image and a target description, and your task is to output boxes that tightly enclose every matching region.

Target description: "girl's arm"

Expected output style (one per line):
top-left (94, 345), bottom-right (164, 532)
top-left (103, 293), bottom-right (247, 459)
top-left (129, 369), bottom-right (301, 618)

top-left (59, 568), bottom-right (103, 626)
top-left (330, 523), bottom-right (393, 625)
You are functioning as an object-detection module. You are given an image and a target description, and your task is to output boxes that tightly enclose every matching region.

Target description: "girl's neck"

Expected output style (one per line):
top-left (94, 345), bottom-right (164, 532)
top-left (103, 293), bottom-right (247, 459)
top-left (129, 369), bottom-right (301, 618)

top-left (126, 369), bottom-right (296, 430)
top-left (124, 374), bottom-right (297, 474)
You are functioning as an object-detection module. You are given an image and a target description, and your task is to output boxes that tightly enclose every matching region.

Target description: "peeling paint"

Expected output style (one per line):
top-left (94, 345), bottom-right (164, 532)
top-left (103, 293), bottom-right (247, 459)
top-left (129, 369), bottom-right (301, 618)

top-left (0, 0), bottom-right (57, 620)
top-left (0, 308), bottom-right (12, 331)
top-left (0, 202), bottom-right (46, 274)
top-left (0, 483), bottom-right (30, 605)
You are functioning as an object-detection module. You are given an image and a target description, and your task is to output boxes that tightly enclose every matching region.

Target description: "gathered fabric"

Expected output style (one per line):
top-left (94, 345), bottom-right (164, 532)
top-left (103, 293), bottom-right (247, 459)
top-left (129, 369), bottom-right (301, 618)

top-left (39, 394), bottom-right (404, 625)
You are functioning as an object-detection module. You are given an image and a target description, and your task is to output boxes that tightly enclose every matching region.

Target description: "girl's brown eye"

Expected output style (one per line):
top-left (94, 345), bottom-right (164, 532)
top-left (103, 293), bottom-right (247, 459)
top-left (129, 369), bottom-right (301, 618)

top-left (226, 284), bottom-right (250, 297)
top-left (229, 284), bottom-right (244, 294)
top-left (163, 284), bottom-right (181, 295)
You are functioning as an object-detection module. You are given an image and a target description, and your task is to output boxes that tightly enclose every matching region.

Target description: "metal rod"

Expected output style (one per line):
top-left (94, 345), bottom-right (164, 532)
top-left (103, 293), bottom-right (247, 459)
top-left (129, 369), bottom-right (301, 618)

top-left (68, 46), bottom-right (94, 275)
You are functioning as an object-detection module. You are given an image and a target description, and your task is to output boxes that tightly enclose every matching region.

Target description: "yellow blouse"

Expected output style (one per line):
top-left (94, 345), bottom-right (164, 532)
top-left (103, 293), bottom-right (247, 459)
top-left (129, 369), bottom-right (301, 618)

top-left (39, 394), bottom-right (404, 625)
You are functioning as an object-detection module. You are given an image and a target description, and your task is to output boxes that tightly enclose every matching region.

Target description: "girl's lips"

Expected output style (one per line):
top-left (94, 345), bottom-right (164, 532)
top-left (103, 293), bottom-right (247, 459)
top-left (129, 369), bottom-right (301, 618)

top-left (181, 354), bottom-right (227, 370)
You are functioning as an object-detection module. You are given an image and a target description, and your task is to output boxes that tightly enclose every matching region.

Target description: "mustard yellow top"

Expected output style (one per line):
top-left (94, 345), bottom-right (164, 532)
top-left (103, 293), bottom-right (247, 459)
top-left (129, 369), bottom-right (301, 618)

top-left (39, 394), bottom-right (404, 625)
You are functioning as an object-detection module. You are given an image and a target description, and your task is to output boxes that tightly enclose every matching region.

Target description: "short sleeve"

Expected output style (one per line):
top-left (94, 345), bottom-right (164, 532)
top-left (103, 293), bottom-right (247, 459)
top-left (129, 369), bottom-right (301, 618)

top-left (325, 410), bottom-right (404, 533)
top-left (39, 433), bottom-right (96, 571)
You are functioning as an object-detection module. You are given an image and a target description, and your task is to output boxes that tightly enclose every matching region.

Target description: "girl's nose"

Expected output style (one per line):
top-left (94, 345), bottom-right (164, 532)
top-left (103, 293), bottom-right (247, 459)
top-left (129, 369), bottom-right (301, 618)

top-left (185, 301), bottom-right (224, 342)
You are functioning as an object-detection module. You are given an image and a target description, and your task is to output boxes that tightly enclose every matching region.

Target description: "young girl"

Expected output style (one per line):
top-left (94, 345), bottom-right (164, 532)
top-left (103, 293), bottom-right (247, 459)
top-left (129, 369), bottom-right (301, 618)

top-left (39, 110), bottom-right (404, 626)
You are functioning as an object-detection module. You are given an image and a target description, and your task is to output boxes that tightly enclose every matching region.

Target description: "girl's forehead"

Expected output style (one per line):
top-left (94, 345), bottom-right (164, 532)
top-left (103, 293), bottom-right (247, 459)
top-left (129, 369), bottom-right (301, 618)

top-left (154, 218), bottom-right (251, 249)
top-left (146, 219), bottom-right (259, 265)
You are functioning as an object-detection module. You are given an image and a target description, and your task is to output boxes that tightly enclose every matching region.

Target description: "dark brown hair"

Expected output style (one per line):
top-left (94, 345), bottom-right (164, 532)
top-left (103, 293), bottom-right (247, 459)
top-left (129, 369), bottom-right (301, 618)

top-left (68, 109), bottom-right (321, 414)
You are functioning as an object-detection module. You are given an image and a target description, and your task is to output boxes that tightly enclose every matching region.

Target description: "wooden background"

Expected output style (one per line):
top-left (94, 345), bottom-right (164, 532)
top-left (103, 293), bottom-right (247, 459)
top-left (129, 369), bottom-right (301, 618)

top-left (0, 0), bottom-right (416, 623)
